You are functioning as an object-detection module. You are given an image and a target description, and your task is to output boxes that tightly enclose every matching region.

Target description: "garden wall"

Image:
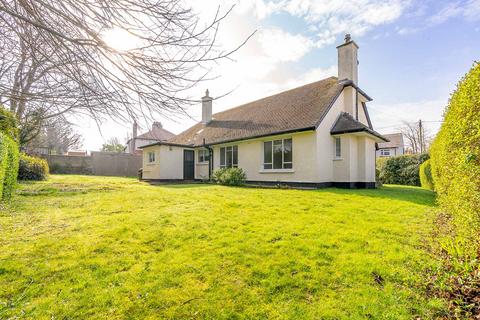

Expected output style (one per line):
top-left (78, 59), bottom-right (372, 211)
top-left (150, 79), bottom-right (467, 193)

top-left (40, 152), bottom-right (142, 177)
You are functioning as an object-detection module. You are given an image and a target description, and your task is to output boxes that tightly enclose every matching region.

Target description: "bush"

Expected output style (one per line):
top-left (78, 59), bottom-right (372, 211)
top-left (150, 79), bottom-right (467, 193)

top-left (419, 159), bottom-right (434, 191)
top-left (0, 107), bottom-right (19, 142)
top-left (212, 167), bottom-right (246, 186)
top-left (378, 153), bottom-right (429, 186)
top-left (18, 153), bottom-right (49, 181)
top-left (430, 62), bottom-right (480, 261)
top-left (0, 132), bottom-right (19, 201)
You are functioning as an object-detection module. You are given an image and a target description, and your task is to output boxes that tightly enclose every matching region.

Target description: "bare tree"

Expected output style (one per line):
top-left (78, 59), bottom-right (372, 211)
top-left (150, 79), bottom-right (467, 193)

top-left (25, 116), bottom-right (82, 154)
top-left (400, 120), bottom-right (431, 154)
top-left (0, 0), bottom-right (253, 144)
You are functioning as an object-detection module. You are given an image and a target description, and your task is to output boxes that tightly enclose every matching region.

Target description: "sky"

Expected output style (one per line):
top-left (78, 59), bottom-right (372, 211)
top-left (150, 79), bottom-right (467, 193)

top-left (78, 0), bottom-right (480, 151)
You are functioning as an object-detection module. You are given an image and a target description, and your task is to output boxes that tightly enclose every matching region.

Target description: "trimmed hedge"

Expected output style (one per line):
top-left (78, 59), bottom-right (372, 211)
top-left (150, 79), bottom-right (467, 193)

top-left (430, 62), bottom-right (480, 260)
top-left (419, 159), bottom-right (434, 191)
top-left (377, 153), bottom-right (429, 186)
top-left (0, 132), bottom-right (19, 201)
top-left (18, 153), bottom-right (49, 181)
top-left (212, 167), bottom-right (246, 186)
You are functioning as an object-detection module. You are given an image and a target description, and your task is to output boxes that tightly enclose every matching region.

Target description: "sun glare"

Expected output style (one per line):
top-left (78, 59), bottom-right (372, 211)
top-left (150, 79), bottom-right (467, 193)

top-left (102, 28), bottom-right (139, 52)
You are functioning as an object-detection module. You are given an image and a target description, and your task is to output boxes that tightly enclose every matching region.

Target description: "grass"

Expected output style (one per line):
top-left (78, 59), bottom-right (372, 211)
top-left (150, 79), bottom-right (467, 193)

top-left (0, 175), bottom-right (445, 319)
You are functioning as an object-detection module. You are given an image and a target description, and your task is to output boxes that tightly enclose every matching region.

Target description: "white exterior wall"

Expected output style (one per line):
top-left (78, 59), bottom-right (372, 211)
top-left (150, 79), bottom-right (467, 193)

top-left (212, 131), bottom-right (318, 183)
top-left (141, 145), bottom-right (187, 180)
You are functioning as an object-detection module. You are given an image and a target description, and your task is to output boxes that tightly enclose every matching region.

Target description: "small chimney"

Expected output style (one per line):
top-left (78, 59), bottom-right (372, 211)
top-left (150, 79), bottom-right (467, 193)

top-left (201, 89), bottom-right (212, 124)
top-left (337, 34), bottom-right (359, 85)
top-left (133, 121), bottom-right (138, 138)
top-left (152, 121), bottom-right (162, 129)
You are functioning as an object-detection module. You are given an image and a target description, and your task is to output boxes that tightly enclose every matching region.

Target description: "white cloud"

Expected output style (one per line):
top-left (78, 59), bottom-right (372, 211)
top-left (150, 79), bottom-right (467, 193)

top-left (258, 28), bottom-right (314, 62)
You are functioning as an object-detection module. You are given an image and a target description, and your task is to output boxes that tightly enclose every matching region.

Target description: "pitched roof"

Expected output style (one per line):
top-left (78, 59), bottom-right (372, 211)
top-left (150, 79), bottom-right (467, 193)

top-left (136, 125), bottom-right (175, 141)
top-left (378, 133), bottom-right (403, 148)
top-left (168, 77), bottom-right (346, 146)
top-left (330, 112), bottom-right (388, 142)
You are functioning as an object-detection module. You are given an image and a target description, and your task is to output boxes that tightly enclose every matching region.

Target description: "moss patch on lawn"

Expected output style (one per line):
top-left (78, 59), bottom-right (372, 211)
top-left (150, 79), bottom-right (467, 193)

top-left (0, 175), bottom-right (445, 318)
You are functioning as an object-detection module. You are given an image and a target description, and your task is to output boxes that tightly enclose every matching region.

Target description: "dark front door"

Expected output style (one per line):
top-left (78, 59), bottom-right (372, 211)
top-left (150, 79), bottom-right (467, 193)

top-left (183, 150), bottom-right (195, 180)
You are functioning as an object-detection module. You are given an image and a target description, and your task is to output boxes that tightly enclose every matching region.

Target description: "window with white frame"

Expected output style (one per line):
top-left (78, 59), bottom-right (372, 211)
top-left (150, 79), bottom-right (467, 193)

top-left (334, 137), bottom-right (341, 158)
top-left (148, 151), bottom-right (155, 163)
top-left (198, 149), bottom-right (209, 163)
top-left (219, 145), bottom-right (238, 168)
top-left (380, 149), bottom-right (391, 156)
top-left (263, 138), bottom-right (292, 169)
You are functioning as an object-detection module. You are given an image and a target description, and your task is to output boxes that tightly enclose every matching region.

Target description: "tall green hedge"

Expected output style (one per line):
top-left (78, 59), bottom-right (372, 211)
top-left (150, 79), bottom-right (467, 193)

top-left (419, 159), bottom-right (434, 191)
top-left (430, 62), bottom-right (480, 260)
top-left (0, 107), bottom-right (19, 142)
top-left (0, 132), bottom-right (19, 201)
top-left (377, 153), bottom-right (429, 186)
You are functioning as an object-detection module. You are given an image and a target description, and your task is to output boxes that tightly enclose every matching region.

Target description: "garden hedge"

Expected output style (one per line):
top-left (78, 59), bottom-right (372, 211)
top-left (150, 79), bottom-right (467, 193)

top-left (377, 153), bottom-right (429, 186)
top-left (419, 159), bottom-right (434, 191)
top-left (0, 132), bottom-right (19, 201)
top-left (18, 153), bottom-right (49, 181)
top-left (430, 62), bottom-right (480, 260)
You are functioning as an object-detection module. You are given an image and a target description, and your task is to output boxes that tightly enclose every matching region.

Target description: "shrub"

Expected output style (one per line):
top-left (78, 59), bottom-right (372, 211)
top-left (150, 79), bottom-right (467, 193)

top-left (0, 107), bottom-right (19, 142)
top-left (378, 153), bottom-right (429, 186)
top-left (0, 132), bottom-right (19, 201)
top-left (419, 159), bottom-right (434, 191)
top-left (430, 62), bottom-right (480, 261)
top-left (212, 167), bottom-right (246, 186)
top-left (18, 153), bottom-right (49, 181)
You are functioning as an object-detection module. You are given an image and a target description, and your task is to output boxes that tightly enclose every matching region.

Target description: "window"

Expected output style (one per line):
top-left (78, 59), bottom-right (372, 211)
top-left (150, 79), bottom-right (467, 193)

top-left (198, 149), bottom-right (209, 163)
top-left (335, 137), bottom-right (341, 158)
top-left (263, 138), bottom-right (292, 169)
top-left (380, 149), bottom-right (391, 157)
top-left (220, 146), bottom-right (238, 168)
top-left (148, 151), bottom-right (155, 163)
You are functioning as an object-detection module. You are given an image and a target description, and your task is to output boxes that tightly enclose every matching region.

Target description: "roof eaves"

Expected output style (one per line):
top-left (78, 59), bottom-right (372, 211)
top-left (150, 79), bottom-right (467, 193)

top-left (138, 141), bottom-right (195, 149)
top-left (204, 126), bottom-right (316, 146)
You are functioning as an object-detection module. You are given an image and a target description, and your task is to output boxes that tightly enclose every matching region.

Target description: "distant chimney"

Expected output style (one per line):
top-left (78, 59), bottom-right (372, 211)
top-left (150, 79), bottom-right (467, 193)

top-left (152, 121), bottom-right (162, 129)
top-left (133, 121), bottom-right (138, 138)
top-left (337, 34), bottom-right (359, 85)
top-left (201, 89), bottom-right (212, 124)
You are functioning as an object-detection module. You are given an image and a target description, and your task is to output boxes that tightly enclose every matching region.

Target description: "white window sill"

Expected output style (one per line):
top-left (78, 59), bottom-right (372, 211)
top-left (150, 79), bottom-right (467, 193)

top-left (196, 162), bottom-right (209, 165)
top-left (146, 163), bottom-right (156, 166)
top-left (333, 158), bottom-right (343, 161)
top-left (259, 169), bottom-right (295, 173)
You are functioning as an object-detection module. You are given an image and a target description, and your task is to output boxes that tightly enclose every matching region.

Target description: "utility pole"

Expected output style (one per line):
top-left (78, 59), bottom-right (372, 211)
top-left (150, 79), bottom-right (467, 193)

top-left (419, 119), bottom-right (423, 154)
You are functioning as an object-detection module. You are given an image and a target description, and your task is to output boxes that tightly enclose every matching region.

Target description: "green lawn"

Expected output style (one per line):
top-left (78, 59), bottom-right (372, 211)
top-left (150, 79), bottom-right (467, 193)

top-left (0, 175), bottom-right (444, 319)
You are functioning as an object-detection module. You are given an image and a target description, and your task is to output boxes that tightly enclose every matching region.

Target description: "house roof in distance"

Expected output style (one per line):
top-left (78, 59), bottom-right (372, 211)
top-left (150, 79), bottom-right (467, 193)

top-left (168, 77), bottom-right (373, 147)
top-left (135, 122), bottom-right (175, 141)
top-left (330, 112), bottom-right (388, 142)
top-left (378, 133), bottom-right (403, 148)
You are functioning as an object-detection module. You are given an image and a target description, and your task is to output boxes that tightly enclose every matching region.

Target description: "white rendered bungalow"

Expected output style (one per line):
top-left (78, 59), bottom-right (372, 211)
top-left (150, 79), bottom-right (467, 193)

top-left (140, 35), bottom-right (388, 188)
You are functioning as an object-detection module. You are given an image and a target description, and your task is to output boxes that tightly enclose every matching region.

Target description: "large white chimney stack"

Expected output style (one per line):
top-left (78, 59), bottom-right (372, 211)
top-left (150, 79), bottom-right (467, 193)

top-left (201, 89), bottom-right (212, 124)
top-left (337, 34), bottom-right (359, 85)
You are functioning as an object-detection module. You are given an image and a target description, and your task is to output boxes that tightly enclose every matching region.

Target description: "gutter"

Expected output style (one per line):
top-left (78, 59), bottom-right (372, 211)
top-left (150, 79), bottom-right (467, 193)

top-left (203, 138), bottom-right (214, 180)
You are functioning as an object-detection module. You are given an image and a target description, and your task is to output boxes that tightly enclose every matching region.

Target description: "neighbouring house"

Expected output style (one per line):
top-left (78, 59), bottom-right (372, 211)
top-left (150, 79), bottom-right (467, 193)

top-left (376, 133), bottom-right (404, 158)
top-left (140, 34), bottom-right (388, 188)
top-left (125, 121), bottom-right (175, 155)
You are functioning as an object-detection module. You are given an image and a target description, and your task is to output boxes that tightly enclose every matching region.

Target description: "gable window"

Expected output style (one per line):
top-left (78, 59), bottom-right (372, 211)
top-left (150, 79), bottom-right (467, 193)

top-left (148, 151), bottom-right (155, 163)
top-left (380, 149), bottom-right (391, 157)
top-left (220, 146), bottom-right (238, 168)
top-left (263, 138), bottom-right (292, 169)
top-left (198, 149), bottom-right (209, 163)
top-left (334, 137), bottom-right (341, 159)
